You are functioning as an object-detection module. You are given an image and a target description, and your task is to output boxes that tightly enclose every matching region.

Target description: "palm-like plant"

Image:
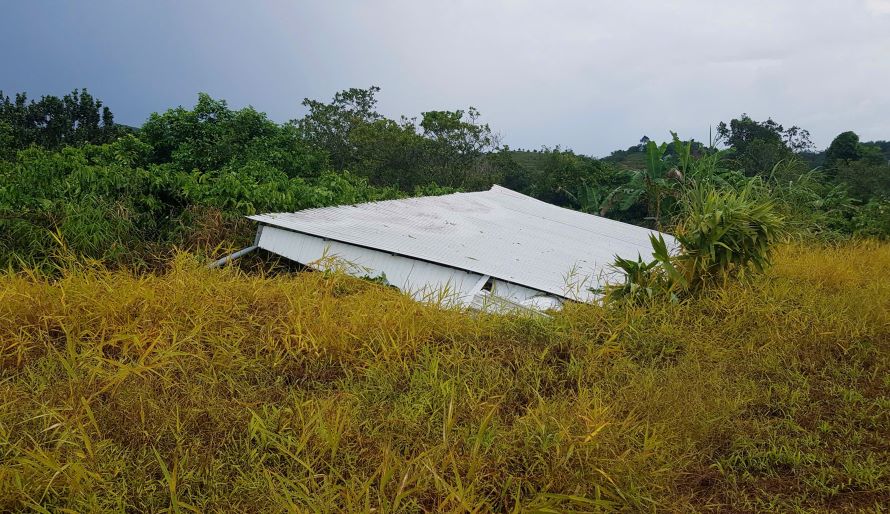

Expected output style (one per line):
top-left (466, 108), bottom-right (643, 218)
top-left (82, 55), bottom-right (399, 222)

top-left (675, 180), bottom-right (784, 287)
top-left (601, 134), bottom-right (688, 228)
top-left (601, 233), bottom-right (686, 304)
top-left (602, 179), bottom-right (785, 303)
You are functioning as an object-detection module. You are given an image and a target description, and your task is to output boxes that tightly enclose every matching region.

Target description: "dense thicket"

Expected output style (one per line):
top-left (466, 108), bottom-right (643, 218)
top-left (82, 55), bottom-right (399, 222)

top-left (1, 243), bottom-right (887, 512)
top-left (2, 88), bottom-right (890, 512)
top-left (2, 87), bottom-right (889, 269)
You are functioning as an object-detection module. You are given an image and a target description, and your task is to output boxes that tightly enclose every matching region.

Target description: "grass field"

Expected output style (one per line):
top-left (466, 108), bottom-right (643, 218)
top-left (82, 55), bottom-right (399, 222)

top-left (1, 242), bottom-right (888, 512)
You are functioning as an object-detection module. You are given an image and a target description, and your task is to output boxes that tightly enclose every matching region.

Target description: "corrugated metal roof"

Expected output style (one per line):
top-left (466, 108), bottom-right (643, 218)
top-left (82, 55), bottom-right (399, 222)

top-left (248, 185), bottom-right (676, 300)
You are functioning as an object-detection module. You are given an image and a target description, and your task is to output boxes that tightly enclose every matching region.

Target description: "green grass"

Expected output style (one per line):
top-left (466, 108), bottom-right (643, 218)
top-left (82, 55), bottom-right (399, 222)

top-left (1, 242), bottom-right (888, 512)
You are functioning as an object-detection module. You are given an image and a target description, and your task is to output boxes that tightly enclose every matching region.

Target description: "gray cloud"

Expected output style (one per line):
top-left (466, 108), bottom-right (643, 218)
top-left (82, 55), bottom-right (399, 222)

top-left (2, 0), bottom-right (888, 155)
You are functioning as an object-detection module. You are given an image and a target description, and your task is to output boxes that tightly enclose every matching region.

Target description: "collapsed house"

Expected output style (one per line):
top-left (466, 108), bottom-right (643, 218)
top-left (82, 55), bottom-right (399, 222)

top-left (240, 185), bottom-right (676, 312)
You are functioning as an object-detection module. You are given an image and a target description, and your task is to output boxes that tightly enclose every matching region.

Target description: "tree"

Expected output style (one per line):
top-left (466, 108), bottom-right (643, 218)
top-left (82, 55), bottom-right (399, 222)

top-left (419, 107), bottom-right (499, 188)
top-left (350, 117), bottom-right (426, 188)
top-left (822, 131), bottom-right (890, 201)
top-left (0, 89), bottom-right (121, 154)
top-left (864, 140), bottom-right (890, 162)
top-left (0, 120), bottom-right (14, 160)
top-left (296, 87), bottom-right (500, 190)
top-left (140, 93), bottom-right (327, 177)
top-left (717, 115), bottom-right (783, 153)
top-left (834, 160), bottom-right (890, 201)
top-left (824, 131), bottom-right (862, 169)
top-left (716, 114), bottom-right (813, 176)
top-left (297, 86), bottom-right (383, 170)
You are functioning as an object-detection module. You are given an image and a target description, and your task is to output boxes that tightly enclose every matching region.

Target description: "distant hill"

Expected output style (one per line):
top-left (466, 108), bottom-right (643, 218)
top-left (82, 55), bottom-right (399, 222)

top-left (505, 149), bottom-right (554, 176)
top-left (600, 148), bottom-right (648, 170)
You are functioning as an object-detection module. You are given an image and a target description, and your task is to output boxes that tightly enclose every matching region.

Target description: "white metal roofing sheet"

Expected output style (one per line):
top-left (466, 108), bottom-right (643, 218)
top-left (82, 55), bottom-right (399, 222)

top-left (248, 185), bottom-right (676, 300)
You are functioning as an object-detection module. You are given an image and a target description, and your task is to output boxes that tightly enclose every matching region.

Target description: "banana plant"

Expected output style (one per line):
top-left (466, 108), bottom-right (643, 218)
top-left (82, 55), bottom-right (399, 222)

top-left (601, 138), bottom-right (682, 228)
top-left (558, 181), bottom-right (606, 214)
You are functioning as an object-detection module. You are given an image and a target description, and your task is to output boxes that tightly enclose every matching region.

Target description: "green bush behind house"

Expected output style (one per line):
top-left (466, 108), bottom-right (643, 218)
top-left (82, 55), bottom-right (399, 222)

top-left (2, 87), bottom-right (890, 270)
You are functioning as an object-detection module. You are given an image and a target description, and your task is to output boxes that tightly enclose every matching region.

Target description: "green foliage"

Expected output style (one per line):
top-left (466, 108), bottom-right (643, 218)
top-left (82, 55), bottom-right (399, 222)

top-left (600, 126), bottom-right (887, 245)
top-left (3, 86), bottom-right (889, 268)
top-left (717, 114), bottom-right (813, 176)
top-left (0, 144), bottom-right (154, 265)
top-left (604, 181), bottom-right (784, 303)
top-left (0, 89), bottom-right (123, 155)
top-left (865, 140), bottom-right (890, 162)
top-left (601, 136), bottom-right (685, 227)
top-left (851, 198), bottom-right (890, 239)
top-left (0, 134), bottom-right (400, 269)
top-left (298, 86), bottom-right (384, 170)
top-left (505, 147), bottom-right (620, 211)
top-left (718, 114), bottom-right (813, 154)
top-left (412, 183), bottom-right (462, 197)
top-left (605, 252), bottom-right (664, 302)
top-left (834, 159), bottom-right (890, 202)
top-left (684, 147), bottom-right (748, 189)
top-left (675, 181), bottom-right (784, 286)
top-left (349, 117), bottom-right (428, 188)
top-left (418, 107), bottom-right (499, 188)
top-left (767, 166), bottom-right (857, 238)
top-left (819, 131), bottom-right (890, 207)
top-left (141, 93), bottom-right (327, 177)
top-left (297, 87), bottom-right (500, 190)
top-left (601, 234), bottom-right (683, 304)
top-left (0, 120), bottom-right (14, 160)
top-left (601, 134), bottom-right (709, 172)
top-left (824, 130), bottom-right (862, 169)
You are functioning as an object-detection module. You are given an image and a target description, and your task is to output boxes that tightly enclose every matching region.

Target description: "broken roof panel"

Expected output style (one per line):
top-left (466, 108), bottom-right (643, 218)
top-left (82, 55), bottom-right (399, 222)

top-left (248, 185), bottom-right (676, 301)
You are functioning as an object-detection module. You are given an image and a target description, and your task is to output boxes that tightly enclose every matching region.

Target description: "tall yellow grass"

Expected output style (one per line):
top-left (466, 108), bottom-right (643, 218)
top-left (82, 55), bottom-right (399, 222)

top-left (1, 242), bottom-right (888, 512)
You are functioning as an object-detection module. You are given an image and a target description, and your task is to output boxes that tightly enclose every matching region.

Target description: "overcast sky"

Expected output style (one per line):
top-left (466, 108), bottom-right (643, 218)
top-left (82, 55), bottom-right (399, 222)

top-left (3, 1), bottom-right (889, 155)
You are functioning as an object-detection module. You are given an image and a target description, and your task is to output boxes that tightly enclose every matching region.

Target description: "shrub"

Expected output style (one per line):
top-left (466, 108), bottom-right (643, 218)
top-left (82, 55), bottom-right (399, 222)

top-left (675, 181), bottom-right (784, 287)
top-left (768, 167), bottom-right (855, 238)
top-left (603, 180), bottom-right (784, 302)
top-left (851, 198), bottom-right (890, 239)
top-left (0, 142), bottom-right (402, 269)
top-left (601, 234), bottom-right (683, 304)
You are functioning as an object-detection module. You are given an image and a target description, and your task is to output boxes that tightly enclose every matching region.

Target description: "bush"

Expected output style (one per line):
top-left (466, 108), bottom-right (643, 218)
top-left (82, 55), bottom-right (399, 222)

top-left (603, 180), bottom-right (784, 303)
top-left (767, 165), bottom-right (856, 239)
top-left (675, 181), bottom-right (784, 286)
top-left (851, 198), bottom-right (890, 239)
top-left (834, 159), bottom-right (890, 202)
top-left (0, 141), bottom-right (402, 269)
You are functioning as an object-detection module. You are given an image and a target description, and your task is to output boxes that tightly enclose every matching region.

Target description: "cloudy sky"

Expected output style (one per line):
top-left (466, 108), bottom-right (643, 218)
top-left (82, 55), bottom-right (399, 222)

top-left (3, 1), bottom-right (889, 155)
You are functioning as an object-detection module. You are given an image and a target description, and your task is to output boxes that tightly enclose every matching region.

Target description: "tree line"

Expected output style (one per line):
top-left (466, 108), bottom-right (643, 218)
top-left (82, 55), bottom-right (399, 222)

top-left (1, 87), bottom-right (888, 269)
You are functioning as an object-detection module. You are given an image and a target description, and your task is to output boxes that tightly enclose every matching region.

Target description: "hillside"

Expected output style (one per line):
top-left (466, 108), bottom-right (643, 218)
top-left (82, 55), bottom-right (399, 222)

top-left (1, 242), bottom-right (887, 512)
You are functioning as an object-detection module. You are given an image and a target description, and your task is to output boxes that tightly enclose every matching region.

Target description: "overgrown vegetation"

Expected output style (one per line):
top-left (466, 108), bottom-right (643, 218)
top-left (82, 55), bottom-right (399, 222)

top-left (3, 88), bottom-right (888, 270)
top-left (0, 243), bottom-right (887, 511)
top-left (2, 87), bottom-right (890, 511)
top-left (603, 181), bottom-right (785, 304)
